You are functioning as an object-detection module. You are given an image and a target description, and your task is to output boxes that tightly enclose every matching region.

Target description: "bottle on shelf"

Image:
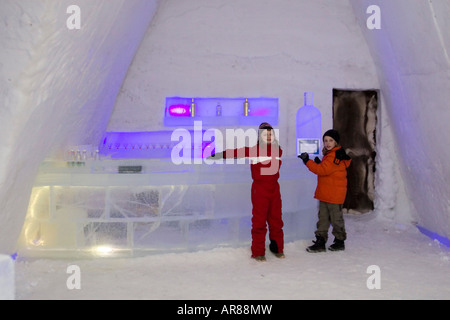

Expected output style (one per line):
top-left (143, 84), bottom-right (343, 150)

top-left (244, 98), bottom-right (249, 116)
top-left (190, 98), bottom-right (196, 117)
top-left (216, 101), bottom-right (222, 116)
top-left (296, 92), bottom-right (321, 156)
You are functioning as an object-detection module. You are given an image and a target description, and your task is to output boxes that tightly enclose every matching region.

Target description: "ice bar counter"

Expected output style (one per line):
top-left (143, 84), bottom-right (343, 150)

top-left (18, 157), bottom-right (318, 258)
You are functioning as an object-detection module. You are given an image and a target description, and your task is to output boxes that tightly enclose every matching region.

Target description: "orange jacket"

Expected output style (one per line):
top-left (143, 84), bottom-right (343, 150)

top-left (306, 146), bottom-right (351, 204)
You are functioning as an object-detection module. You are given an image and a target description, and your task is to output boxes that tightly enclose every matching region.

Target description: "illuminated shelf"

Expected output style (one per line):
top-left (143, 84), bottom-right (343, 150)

top-left (164, 97), bottom-right (278, 127)
top-left (99, 130), bottom-right (210, 159)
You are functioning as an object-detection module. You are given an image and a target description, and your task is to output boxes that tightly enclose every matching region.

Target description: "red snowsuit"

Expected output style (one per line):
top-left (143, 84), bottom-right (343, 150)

top-left (223, 143), bottom-right (283, 257)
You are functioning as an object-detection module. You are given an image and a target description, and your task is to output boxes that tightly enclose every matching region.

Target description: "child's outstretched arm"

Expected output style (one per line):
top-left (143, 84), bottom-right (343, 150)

top-left (207, 146), bottom-right (253, 160)
top-left (223, 146), bottom-right (252, 159)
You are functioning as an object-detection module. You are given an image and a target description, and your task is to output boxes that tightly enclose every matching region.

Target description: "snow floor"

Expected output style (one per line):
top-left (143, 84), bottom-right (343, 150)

top-left (14, 212), bottom-right (450, 300)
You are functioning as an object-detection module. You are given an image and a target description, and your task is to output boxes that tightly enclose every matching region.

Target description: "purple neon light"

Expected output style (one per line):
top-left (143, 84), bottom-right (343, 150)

top-left (100, 131), bottom-right (214, 159)
top-left (249, 108), bottom-right (270, 116)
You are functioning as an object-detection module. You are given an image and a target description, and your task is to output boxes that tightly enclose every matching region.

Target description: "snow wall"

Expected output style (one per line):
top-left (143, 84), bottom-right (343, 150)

top-left (0, 0), bottom-right (160, 254)
top-left (349, 0), bottom-right (450, 239)
top-left (0, 0), bottom-right (449, 256)
top-left (107, 1), bottom-right (409, 225)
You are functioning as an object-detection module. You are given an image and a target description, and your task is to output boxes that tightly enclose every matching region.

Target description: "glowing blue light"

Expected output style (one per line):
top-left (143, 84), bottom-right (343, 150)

top-left (99, 131), bottom-right (211, 159)
top-left (417, 225), bottom-right (450, 249)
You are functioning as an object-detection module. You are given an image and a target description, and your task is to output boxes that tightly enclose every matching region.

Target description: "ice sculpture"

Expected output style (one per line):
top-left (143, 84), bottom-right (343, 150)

top-left (296, 92), bottom-right (322, 156)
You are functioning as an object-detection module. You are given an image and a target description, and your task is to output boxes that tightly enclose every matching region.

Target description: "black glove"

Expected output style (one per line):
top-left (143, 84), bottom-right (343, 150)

top-left (298, 152), bottom-right (309, 164)
top-left (335, 148), bottom-right (351, 161)
top-left (207, 152), bottom-right (224, 160)
top-left (314, 157), bottom-right (321, 164)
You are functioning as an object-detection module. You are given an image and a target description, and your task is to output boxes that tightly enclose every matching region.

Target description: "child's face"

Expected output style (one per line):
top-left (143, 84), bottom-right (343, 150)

top-left (260, 129), bottom-right (273, 144)
top-left (323, 136), bottom-right (337, 150)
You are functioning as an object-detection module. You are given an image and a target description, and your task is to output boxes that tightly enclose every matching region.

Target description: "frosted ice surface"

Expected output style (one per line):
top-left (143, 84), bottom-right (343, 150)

top-left (17, 158), bottom-right (317, 257)
top-left (0, 255), bottom-right (14, 300)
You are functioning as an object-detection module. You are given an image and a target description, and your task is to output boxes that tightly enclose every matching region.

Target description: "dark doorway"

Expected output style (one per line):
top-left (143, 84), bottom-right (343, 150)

top-left (332, 89), bottom-right (377, 214)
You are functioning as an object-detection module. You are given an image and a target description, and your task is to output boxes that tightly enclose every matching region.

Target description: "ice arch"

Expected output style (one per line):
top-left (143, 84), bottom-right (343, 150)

top-left (0, 0), bottom-right (159, 254)
top-left (349, 0), bottom-right (450, 240)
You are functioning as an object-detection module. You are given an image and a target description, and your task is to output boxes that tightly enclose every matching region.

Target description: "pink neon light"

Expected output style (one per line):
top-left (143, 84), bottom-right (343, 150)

top-left (249, 108), bottom-right (270, 116)
top-left (169, 104), bottom-right (191, 116)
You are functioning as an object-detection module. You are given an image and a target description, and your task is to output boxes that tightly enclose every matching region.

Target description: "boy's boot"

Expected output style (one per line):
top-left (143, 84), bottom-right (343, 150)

top-left (328, 238), bottom-right (345, 251)
top-left (306, 236), bottom-right (326, 253)
top-left (269, 240), bottom-right (285, 258)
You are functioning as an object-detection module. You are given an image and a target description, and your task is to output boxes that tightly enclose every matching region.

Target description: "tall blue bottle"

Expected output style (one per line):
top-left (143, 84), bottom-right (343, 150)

top-left (296, 92), bottom-right (322, 155)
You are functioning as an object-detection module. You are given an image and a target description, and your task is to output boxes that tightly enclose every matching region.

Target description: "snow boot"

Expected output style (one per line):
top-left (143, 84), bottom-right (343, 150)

top-left (251, 255), bottom-right (266, 262)
top-left (269, 240), bottom-right (285, 258)
top-left (328, 239), bottom-right (345, 251)
top-left (306, 236), bottom-right (326, 253)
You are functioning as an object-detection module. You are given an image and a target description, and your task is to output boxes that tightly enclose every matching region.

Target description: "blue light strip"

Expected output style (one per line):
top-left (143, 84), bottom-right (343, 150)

top-left (417, 225), bottom-right (450, 249)
top-left (99, 130), bottom-right (215, 159)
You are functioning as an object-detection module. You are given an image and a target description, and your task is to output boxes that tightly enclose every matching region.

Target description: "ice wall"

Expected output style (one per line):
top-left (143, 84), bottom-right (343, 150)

top-left (108, 0), bottom-right (380, 146)
top-left (0, 0), bottom-right (159, 254)
top-left (108, 0), bottom-right (409, 220)
top-left (350, 0), bottom-right (450, 238)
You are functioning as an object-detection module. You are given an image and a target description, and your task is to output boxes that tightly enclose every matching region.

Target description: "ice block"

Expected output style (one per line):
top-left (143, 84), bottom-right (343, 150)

top-left (0, 255), bottom-right (14, 300)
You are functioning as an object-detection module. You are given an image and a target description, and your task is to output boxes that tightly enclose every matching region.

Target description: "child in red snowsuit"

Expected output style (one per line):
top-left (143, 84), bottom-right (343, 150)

top-left (209, 122), bottom-right (284, 261)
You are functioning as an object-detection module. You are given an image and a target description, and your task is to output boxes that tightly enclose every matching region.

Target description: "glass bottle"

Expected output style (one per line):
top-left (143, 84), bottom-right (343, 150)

top-left (296, 92), bottom-right (321, 155)
top-left (216, 101), bottom-right (222, 116)
top-left (244, 98), bottom-right (249, 116)
top-left (190, 98), bottom-right (196, 117)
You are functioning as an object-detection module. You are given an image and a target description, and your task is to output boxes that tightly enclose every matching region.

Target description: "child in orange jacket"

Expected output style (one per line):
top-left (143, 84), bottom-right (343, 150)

top-left (299, 129), bottom-right (351, 252)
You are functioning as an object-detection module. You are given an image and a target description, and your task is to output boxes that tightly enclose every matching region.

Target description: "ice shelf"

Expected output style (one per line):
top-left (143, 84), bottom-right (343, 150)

top-left (164, 97), bottom-right (279, 127)
top-left (17, 157), bottom-right (317, 258)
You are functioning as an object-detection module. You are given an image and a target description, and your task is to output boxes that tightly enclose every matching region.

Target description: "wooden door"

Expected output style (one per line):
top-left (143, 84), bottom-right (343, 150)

top-left (333, 89), bottom-right (378, 213)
